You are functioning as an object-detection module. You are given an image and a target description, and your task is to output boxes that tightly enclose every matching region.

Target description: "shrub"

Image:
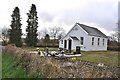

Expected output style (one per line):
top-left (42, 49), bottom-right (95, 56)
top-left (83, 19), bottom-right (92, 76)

top-left (107, 46), bottom-right (119, 51)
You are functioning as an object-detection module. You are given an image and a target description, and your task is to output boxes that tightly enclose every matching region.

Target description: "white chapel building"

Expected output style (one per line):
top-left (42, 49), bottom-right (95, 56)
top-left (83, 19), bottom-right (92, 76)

top-left (59, 22), bottom-right (108, 51)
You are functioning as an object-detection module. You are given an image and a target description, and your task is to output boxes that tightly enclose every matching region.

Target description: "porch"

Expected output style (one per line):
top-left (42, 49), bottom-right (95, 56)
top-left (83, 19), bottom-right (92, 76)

top-left (63, 36), bottom-right (81, 50)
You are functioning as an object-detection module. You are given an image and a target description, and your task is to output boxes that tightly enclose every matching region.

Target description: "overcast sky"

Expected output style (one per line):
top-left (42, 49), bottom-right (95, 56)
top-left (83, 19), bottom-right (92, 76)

top-left (0, 0), bottom-right (119, 36)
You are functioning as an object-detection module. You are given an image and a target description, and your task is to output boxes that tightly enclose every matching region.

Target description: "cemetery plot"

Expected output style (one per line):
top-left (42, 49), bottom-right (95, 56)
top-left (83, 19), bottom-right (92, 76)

top-left (2, 45), bottom-right (119, 78)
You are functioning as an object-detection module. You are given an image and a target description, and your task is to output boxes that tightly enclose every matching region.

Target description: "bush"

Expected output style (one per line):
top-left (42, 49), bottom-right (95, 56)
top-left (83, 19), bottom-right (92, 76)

top-left (107, 46), bottom-right (119, 51)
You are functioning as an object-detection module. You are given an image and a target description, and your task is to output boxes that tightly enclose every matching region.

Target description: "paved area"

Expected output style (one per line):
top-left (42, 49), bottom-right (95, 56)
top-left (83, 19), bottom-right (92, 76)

top-left (29, 51), bottom-right (58, 54)
top-left (29, 51), bottom-right (38, 54)
top-left (29, 51), bottom-right (82, 57)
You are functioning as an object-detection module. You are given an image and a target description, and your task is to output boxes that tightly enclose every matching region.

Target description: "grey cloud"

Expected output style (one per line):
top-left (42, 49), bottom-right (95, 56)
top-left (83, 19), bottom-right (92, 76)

top-left (118, 2), bottom-right (120, 21)
top-left (56, 1), bottom-right (117, 31)
top-left (39, 12), bottom-right (54, 23)
top-left (58, 17), bottom-right (75, 26)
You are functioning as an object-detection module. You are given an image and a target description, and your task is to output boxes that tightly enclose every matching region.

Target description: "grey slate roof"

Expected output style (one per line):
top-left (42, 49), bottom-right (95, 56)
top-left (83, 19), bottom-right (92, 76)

top-left (70, 36), bottom-right (79, 40)
top-left (77, 23), bottom-right (107, 38)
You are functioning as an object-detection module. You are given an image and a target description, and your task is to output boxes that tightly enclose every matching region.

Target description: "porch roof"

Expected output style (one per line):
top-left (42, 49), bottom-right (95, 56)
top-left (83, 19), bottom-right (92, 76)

top-left (70, 36), bottom-right (79, 40)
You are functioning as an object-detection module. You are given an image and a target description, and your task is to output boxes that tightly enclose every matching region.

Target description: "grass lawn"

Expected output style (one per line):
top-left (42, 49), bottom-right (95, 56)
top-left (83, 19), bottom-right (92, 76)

top-left (76, 51), bottom-right (119, 67)
top-left (22, 47), bottom-right (58, 51)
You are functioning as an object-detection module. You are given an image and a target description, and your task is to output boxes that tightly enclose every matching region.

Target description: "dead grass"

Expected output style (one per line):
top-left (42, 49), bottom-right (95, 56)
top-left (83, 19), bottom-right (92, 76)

top-left (3, 44), bottom-right (119, 78)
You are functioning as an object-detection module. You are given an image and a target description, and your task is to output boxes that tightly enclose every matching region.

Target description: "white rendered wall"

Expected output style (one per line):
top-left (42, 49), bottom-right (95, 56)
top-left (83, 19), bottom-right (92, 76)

top-left (87, 36), bottom-right (107, 51)
top-left (59, 25), bottom-right (89, 51)
top-left (59, 24), bottom-right (108, 51)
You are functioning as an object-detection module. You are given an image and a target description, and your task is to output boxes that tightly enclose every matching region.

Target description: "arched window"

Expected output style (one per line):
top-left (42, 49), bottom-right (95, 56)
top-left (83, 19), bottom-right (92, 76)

top-left (103, 39), bottom-right (104, 46)
top-left (92, 37), bottom-right (94, 45)
top-left (61, 40), bottom-right (63, 44)
top-left (80, 37), bottom-right (84, 45)
top-left (98, 38), bottom-right (100, 45)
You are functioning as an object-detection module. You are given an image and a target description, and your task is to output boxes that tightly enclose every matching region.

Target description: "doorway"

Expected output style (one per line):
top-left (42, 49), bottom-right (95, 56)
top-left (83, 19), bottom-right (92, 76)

top-left (64, 40), bottom-right (67, 48)
top-left (68, 39), bottom-right (72, 50)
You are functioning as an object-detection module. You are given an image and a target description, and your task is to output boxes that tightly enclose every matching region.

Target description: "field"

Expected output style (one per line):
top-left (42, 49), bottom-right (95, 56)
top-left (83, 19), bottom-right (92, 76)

top-left (76, 51), bottom-right (119, 67)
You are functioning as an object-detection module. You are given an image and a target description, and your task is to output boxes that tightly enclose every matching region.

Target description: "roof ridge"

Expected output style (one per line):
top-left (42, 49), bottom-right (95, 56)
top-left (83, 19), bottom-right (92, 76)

top-left (76, 22), bottom-right (97, 29)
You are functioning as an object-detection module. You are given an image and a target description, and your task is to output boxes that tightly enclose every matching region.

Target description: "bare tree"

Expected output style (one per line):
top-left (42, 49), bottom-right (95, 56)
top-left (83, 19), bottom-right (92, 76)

top-left (2, 26), bottom-right (9, 42)
top-left (1, 26), bottom-right (10, 45)
top-left (49, 26), bottom-right (64, 40)
top-left (114, 32), bottom-right (120, 43)
top-left (110, 26), bottom-right (120, 42)
top-left (110, 33), bottom-right (116, 41)
top-left (38, 31), bottom-right (42, 40)
top-left (57, 29), bottom-right (66, 40)
top-left (39, 28), bottom-right (48, 38)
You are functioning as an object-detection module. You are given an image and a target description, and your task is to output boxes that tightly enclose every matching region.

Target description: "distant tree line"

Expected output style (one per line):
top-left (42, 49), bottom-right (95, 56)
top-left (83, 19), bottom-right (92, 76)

top-left (37, 26), bottom-right (66, 47)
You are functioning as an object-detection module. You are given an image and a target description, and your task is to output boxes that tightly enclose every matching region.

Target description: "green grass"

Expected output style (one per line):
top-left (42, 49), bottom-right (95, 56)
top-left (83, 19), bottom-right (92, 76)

top-left (2, 53), bottom-right (29, 78)
top-left (75, 51), bottom-right (119, 67)
top-left (2, 53), bottom-right (42, 78)
top-left (22, 47), bottom-right (58, 51)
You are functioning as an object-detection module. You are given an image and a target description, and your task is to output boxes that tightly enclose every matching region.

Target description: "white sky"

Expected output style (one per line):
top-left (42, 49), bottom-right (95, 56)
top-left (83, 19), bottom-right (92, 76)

top-left (0, 0), bottom-right (119, 36)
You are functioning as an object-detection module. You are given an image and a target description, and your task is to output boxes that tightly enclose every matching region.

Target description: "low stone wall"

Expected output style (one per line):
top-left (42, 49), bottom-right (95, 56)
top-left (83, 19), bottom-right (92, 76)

top-left (3, 45), bottom-right (119, 78)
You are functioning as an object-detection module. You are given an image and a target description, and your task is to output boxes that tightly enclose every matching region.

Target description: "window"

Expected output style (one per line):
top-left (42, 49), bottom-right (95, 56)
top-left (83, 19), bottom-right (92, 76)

top-left (61, 40), bottom-right (63, 44)
top-left (80, 37), bottom-right (84, 45)
top-left (92, 37), bottom-right (94, 45)
top-left (75, 27), bottom-right (78, 30)
top-left (98, 38), bottom-right (100, 45)
top-left (103, 39), bottom-right (104, 46)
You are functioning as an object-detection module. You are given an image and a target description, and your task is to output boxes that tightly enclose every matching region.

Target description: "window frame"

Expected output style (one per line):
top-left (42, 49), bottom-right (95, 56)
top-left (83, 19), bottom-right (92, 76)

top-left (98, 38), bottom-right (100, 46)
top-left (80, 37), bottom-right (84, 45)
top-left (103, 39), bottom-right (104, 46)
top-left (61, 40), bottom-right (63, 44)
top-left (92, 37), bottom-right (94, 45)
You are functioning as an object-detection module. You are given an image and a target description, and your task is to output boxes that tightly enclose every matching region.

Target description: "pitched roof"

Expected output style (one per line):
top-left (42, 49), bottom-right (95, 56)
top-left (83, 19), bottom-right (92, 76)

top-left (70, 36), bottom-right (79, 40)
top-left (77, 23), bottom-right (107, 38)
top-left (59, 22), bottom-right (107, 41)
